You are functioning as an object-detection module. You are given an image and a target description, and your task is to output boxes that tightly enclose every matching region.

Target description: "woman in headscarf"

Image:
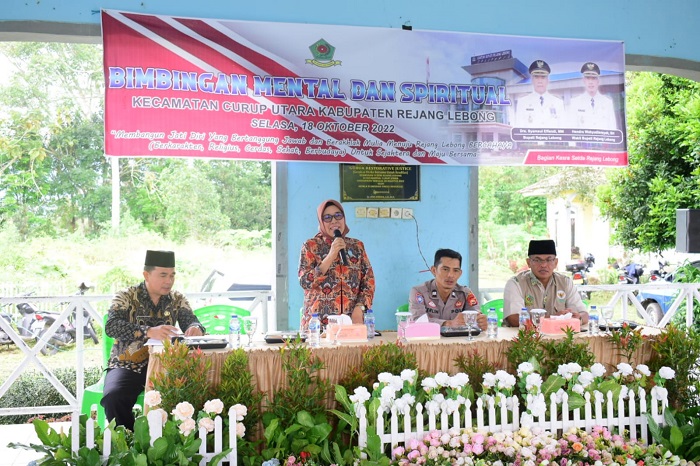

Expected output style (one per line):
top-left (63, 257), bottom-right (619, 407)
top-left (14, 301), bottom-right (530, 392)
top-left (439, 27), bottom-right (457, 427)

top-left (298, 199), bottom-right (375, 331)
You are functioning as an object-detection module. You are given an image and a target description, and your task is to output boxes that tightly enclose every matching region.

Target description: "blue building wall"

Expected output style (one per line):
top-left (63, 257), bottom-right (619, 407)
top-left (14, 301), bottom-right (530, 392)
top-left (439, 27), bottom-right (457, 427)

top-left (2, 0), bottom-right (698, 330)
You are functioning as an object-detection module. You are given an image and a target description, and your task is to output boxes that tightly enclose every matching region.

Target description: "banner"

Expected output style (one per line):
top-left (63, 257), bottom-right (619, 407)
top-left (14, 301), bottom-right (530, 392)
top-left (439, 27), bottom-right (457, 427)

top-left (102, 10), bottom-right (627, 166)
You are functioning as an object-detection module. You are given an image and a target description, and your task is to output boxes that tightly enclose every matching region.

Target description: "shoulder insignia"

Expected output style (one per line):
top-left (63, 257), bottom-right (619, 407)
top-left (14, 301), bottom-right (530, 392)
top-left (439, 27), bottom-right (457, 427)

top-left (416, 293), bottom-right (424, 304)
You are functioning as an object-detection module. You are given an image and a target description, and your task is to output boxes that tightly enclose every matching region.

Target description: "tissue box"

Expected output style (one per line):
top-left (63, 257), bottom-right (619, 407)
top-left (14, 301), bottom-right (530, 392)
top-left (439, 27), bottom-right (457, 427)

top-left (405, 322), bottom-right (441, 341)
top-left (540, 317), bottom-right (581, 335)
top-left (330, 324), bottom-right (368, 342)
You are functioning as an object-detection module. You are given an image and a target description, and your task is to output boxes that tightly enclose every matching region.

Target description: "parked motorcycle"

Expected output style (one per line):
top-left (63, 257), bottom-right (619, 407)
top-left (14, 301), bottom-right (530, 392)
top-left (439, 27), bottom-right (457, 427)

top-left (565, 253), bottom-right (595, 299)
top-left (649, 260), bottom-right (672, 282)
top-left (34, 282), bottom-right (99, 356)
top-left (0, 295), bottom-right (45, 347)
top-left (618, 263), bottom-right (645, 285)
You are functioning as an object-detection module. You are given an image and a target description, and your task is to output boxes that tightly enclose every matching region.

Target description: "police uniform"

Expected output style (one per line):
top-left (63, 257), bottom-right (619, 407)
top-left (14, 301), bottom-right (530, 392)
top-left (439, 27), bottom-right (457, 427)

top-left (514, 59), bottom-right (565, 128)
top-left (502, 270), bottom-right (586, 323)
top-left (408, 279), bottom-right (479, 325)
top-left (568, 62), bottom-right (617, 130)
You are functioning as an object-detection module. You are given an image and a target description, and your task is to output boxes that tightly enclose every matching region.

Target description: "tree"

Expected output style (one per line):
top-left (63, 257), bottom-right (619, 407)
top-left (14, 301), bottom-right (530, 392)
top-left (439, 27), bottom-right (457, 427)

top-left (598, 73), bottom-right (700, 253)
top-left (478, 166), bottom-right (549, 227)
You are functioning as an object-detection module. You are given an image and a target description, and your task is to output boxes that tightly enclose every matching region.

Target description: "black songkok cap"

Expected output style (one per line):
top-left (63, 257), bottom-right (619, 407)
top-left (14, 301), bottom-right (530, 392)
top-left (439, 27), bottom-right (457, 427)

top-left (527, 240), bottom-right (557, 256)
top-left (528, 59), bottom-right (551, 76)
top-left (581, 62), bottom-right (601, 76)
top-left (145, 250), bottom-right (175, 268)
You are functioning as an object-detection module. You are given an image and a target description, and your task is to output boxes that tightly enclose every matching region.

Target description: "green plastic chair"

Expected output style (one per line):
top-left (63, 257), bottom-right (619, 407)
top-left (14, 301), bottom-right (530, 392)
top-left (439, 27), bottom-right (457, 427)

top-left (81, 314), bottom-right (145, 427)
top-left (193, 304), bottom-right (250, 335)
top-left (480, 298), bottom-right (504, 326)
top-left (396, 303), bottom-right (409, 313)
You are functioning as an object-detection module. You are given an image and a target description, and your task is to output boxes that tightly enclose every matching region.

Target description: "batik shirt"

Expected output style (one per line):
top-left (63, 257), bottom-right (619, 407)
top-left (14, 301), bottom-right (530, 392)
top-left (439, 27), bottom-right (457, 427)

top-left (298, 232), bottom-right (375, 329)
top-left (408, 280), bottom-right (479, 325)
top-left (105, 282), bottom-right (203, 374)
top-left (503, 270), bottom-right (586, 323)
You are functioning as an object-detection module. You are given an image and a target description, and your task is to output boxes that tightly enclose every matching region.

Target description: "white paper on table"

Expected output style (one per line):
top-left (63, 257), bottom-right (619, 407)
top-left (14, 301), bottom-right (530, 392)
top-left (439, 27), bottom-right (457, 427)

top-left (415, 314), bottom-right (429, 323)
top-left (550, 313), bottom-right (573, 320)
top-left (145, 338), bottom-right (163, 346)
top-left (337, 314), bottom-right (353, 325)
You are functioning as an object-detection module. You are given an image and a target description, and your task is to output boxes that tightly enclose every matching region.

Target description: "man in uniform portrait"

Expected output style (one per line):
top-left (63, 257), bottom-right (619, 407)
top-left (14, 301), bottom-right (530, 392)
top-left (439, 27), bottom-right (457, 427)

top-left (568, 61), bottom-right (617, 130)
top-left (514, 59), bottom-right (565, 128)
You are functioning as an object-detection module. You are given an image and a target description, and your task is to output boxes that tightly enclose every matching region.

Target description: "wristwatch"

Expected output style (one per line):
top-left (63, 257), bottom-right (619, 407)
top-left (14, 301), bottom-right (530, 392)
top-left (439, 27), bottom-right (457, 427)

top-left (356, 304), bottom-right (366, 312)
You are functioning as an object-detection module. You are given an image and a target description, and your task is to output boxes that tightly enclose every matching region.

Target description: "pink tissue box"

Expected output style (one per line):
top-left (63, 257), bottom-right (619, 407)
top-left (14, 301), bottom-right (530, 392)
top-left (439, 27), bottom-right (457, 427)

top-left (540, 317), bottom-right (581, 335)
top-left (405, 322), bottom-right (441, 341)
top-left (329, 324), bottom-right (368, 342)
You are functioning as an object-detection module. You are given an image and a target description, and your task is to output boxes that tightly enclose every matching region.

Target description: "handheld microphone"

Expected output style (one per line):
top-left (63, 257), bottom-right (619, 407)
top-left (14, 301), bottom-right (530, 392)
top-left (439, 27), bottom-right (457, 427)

top-left (333, 229), bottom-right (349, 265)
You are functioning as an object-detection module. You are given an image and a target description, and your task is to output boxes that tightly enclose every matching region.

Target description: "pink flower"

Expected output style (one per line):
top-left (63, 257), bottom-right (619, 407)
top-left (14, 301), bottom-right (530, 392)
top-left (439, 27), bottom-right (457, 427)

top-left (198, 417), bottom-right (215, 433)
top-left (178, 418), bottom-right (196, 436)
top-left (472, 443), bottom-right (484, 455)
top-left (472, 433), bottom-right (485, 444)
top-left (392, 446), bottom-right (405, 457)
top-left (407, 450), bottom-right (421, 460)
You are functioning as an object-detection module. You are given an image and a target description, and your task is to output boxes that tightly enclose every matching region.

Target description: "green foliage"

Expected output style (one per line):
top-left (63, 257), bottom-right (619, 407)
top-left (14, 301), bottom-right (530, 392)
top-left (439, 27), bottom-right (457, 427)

top-left (218, 348), bottom-right (265, 437)
top-left (599, 72), bottom-right (700, 253)
top-left (149, 340), bottom-right (213, 415)
top-left (504, 328), bottom-right (542, 371)
top-left (538, 329), bottom-right (595, 377)
top-left (478, 166), bottom-right (550, 226)
top-left (0, 367), bottom-right (102, 425)
top-left (261, 410), bottom-right (334, 463)
top-left (339, 342), bottom-right (419, 393)
top-left (669, 261), bottom-right (700, 332)
top-left (454, 349), bottom-right (500, 393)
top-left (266, 338), bottom-right (331, 424)
top-left (647, 407), bottom-right (700, 461)
top-left (609, 322), bottom-right (646, 364)
top-left (649, 324), bottom-right (700, 410)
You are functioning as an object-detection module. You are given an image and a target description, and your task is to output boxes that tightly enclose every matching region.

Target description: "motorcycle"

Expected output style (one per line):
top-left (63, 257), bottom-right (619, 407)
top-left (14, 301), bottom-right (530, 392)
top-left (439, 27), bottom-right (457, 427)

top-left (565, 253), bottom-right (595, 300)
top-left (618, 263), bottom-right (645, 284)
top-left (34, 282), bottom-right (100, 356)
top-left (649, 260), bottom-right (672, 282)
top-left (0, 295), bottom-right (45, 347)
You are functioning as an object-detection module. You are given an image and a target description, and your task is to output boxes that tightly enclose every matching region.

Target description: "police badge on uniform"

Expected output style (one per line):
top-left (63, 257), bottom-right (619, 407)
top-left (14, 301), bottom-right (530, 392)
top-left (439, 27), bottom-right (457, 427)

top-left (525, 295), bottom-right (534, 307)
top-left (416, 293), bottom-right (424, 304)
top-left (467, 293), bottom-right (478, 307)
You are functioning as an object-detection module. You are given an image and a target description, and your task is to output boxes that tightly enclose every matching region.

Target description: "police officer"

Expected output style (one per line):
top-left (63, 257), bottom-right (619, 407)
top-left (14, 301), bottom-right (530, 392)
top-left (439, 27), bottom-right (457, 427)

top-left (568, 62), bottom-right (617, 130)
top-left (514, 59), bottom-right (565, 128)
top-left (408, 249), bottom-right (487, 330)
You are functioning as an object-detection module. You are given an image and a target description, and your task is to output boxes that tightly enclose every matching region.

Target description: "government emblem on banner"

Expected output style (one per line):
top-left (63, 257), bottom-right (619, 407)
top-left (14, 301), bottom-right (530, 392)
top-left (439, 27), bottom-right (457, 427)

top-left (307, 39), bottom-right (341, 68)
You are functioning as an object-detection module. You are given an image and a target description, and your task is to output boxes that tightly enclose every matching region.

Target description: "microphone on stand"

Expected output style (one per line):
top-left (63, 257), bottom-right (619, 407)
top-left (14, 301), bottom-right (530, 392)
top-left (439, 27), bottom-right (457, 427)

top-left (334, 229), bottom-right (349, 266)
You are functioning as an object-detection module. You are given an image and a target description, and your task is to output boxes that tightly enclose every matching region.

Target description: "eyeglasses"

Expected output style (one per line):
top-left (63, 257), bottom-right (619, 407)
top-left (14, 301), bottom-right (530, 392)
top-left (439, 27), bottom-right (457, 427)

top-left (322, 212), bottom-right (344, 223)
top-left (530, 257), bottom-right (557, 264)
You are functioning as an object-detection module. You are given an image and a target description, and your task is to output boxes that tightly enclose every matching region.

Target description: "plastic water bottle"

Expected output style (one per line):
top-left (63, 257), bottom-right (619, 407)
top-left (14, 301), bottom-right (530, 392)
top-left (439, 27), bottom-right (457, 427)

top-left (308, 313), bottom-right (321, 348)
top-left (589, 305), bottom-right (600, 335)
top-left (229, 314), bottom-right (241, 348)
top-left (519, 307), bottom-right (530, 330)
top-left (487, 308), bottom-right (499, 339)
top-left (365, 308), bottom-right (375, 340)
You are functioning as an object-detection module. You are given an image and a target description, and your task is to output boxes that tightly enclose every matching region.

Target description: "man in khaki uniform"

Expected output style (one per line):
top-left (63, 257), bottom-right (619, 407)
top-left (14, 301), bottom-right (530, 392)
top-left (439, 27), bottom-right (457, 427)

top-left (409, 248), bottom-right (487, 330)
top-left (503, 239), bottom-right (588, 327)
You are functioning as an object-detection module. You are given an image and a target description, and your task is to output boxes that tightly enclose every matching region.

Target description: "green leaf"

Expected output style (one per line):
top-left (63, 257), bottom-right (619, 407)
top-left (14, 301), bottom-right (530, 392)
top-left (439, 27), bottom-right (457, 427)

top-left (150, 437), bottom-right (170, 460)
top-left (566, 392), bottom-right (586, 410)
top-left (329, 409), bottom-right (357, 430)
top-left (540, 374), bottom-right (566, 398)
top-left (670, 425), bottom-right (684, 451)
top-left (296, 410), bottom-right (315, 428)
top-left (133, 417), bottom-right (151, 451)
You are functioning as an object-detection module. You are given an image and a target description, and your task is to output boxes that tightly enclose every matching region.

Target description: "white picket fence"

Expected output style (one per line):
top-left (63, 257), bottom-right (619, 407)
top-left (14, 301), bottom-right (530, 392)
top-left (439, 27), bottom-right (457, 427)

top-left (357, 388), bottom-right (668, 452)
top-left (68, 408), bottom-right (239, 466)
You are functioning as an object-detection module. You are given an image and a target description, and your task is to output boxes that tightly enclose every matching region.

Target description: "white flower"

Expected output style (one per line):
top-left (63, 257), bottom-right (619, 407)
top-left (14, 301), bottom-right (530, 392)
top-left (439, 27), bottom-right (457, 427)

top-left (572, 384), bottom-right (584, 395)
top-left (651, 386), bottom-right (668, 401)
top-left (203, 399), bottom-right (224, 415)
top-left (525, 373), bottom-right (542, 392)
top-left (578, 371), bottom-right (594, 387)
top-left (590, 363), bottom-right (606, 378)
top-left (617, 362), bottom-right (634, 376)
top-left (450, 372), bottom-right (469, 388)
top-left (179, 417), bottom-right (196, 436)
top-left (389, 375), bottom-right (404, 391)
top-left (171, 402), bottom-right (195, 421)
top-left (231, 404), bottom-right (248, 421)
top-left (372, 382), bottom-right (379, 390)
top-left (482, 373), bottom-right (496, 388)
top-left (566, 363), bottom-right (582, 375)
top-left (379, 385), bottom-right (397, 409)
top-left (349, 386), bottom-right (371, 404)
top-left (659, 367), bottom-right (676, 380)
top-left (421, 377), bottom-right (438, 391)
top-left (236, 422), bottom-right (246, 438)
top-left (435, 372), bottom-right (451, 387)
top-left (557, 365), bottom-right (573, 380)
top-left (394, 393), bottom-right (416, 413)
top-left (620, 385), bottom-right (629, 399)
top-left (400, 369), bottom-right (416, 382)
top-left (495, 370), bottom-right (516, 389)
top-left (144, 390), bottom-right (162, 408)
top-left (377, 372), bottom-right (393, 383)
top-left (198, 417), bottom-right (215, 432)
top-left (518, 362), bottom-right (534, 376)
top-left (553, 388), bottom-right (566, 404)
top-left (445, 398), bottom-right (461, 414)
top-left (636, 364), bottom-right (651, 376)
